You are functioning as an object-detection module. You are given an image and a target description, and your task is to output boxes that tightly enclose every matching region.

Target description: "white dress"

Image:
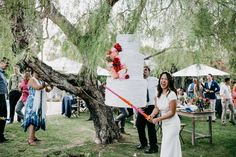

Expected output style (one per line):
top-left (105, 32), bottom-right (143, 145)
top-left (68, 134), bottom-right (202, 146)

top-left (156, 91), bottom-right (182, 157)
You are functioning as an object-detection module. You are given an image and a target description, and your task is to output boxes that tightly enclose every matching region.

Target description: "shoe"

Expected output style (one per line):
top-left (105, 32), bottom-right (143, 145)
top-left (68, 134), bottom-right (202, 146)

top-left (0, 137), bottom-right (8, 143)
top-left (221, 122), bottom-right (226, 126)
top-left (27, 139), bottom-right (37, 146)
top-left (17, 117), bottom-right (21, 123)
top-left (207, 120), bottom-right (215, 122)
top-left (34, 137), bottom-right (41, 141)
top-left (136, 144), bottom-right (147, 149)
top-left (229, 121), bottom-right (236, 125)
top-left (120, 128), bottom-right (125, 133)
top-left (144, 146), bottom-right (158, 154)
top-left (120, 129), bottom-right (130, 135)
top-left (6, 120), bottom-right (12, 124)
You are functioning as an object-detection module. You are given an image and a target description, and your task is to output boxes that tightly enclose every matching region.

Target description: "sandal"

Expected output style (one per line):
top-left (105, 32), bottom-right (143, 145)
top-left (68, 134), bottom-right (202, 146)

top-left (28, 139), bottom-right (37, 146)
top-left (34, 137), bottom-right (41, 141)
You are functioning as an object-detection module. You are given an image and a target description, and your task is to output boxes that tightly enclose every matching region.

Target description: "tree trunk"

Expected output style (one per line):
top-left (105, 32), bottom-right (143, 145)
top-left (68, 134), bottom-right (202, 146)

top-left (80, 75), bottom-right (120, 144)
top-left (20, 54), bottom-right (120, 144)
top-left (9, 1), bottom-right (29, 54)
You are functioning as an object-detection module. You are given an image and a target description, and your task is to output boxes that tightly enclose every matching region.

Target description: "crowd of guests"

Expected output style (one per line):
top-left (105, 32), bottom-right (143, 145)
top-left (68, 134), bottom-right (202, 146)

top-left (0, 57), bottom-right (52, 145)
top-left (178, 74), bottom-right (236, 125)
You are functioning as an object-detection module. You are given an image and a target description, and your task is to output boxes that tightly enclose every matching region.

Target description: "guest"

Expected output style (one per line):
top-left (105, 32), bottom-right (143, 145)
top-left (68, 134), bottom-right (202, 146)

top-left (61, 94), bottom-right (79, 118)
top-left (115, 107), bottom-right (133, 134)
top-left (204, 74), bottom-right (220, 121)
top-left (136, 66), bottom-right (158, 154)
top-left (61, 95), bottom-right (73, 118)
top-left (23, 70), bottom-right (51, 146)
top-left (8, 65), bottom-right (22, 123)
top-left (177, 87), bottom-right (187, 106)
top-left (187, 78), bottom-right (197, 98)
top-left (0, 57), bottom-right (9, 143)
top-left (193, 78), bottom-right (204, 99)
top-left (232, 81), bottom-right (236, 108)
top-left (149, 72), bottom-right (182, 157)
top-left (220, 78), bottom-right (235, 125)
top-left (15, 71), bottom-right (31, 122)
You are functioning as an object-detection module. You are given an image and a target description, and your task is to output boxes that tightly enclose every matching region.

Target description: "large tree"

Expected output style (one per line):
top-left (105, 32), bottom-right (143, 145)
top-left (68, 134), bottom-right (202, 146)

top-left (1, 0), bottom-right (148, 144)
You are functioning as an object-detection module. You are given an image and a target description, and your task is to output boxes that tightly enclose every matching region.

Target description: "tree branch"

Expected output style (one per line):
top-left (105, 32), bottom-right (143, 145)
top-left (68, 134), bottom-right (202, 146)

top-left (106, 0), bottom-right (119, 6)
top-left (40, 0), bottom-right (81, 46)
top-left (19, 53), bottom-right (85, 96)
top-left (144, 46), bottom-right (181, 60)
top-left (216, 0), bottom-right (236, 12)
top-left (160, 0), bottom-right (174, 11)
top-left (123, 0), bottom-right (148, 33)
top-left (85, 1), bottom-right (114, 39)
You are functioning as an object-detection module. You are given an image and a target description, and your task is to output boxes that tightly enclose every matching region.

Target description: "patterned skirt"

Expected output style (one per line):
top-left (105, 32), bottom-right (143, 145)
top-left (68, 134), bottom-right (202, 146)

top-left (23, 95), bottom-right (46, 132)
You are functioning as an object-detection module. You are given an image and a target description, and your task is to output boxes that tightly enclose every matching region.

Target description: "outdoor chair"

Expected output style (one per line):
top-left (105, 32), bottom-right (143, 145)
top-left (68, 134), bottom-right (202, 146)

top-left (71, 98), bottom-right (87, 117)
top-left (180, 123), bottom-right (187, 144)
top-left (71, 100), bottom-right (80, 118)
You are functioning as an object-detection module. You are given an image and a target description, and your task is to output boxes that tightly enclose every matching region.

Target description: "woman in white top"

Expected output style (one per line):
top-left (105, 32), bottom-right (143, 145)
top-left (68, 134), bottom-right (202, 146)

top-left (149, 72), bottom-right (182, 157)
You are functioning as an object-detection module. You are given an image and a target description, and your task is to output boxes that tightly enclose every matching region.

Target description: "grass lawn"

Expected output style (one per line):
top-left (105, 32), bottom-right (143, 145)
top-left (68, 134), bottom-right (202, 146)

top-left (0, 112), bottom-right (235, 157)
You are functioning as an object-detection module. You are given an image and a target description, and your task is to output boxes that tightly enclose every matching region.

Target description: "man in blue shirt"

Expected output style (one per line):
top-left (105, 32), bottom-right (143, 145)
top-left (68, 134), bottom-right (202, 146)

top-left (204, 74), bottom-right (220, 121)
top-left (0, 57), bottom-right (9, 143)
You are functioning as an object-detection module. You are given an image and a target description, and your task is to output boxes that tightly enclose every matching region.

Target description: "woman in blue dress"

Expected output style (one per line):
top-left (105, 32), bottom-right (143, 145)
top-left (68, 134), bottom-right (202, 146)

top-left (23, 71), bottom-right (49, 146)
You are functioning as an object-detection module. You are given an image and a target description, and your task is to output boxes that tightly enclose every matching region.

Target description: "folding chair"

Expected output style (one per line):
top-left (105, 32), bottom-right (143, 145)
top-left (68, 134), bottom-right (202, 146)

top-left (71, 97), bottom-right (80, 118)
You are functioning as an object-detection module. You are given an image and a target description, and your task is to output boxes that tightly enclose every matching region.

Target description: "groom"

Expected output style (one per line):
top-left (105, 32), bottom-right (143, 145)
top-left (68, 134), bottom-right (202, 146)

top-left (136, 66), bottom-right (158, 153)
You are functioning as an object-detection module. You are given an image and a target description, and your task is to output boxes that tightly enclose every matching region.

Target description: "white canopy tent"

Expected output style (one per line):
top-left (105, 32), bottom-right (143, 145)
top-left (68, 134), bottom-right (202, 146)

top-left (172, 64), bottom-right (230, 77)
top-left (45, 57), bottom-right (82, 74)
top-left (44, 57), bottom-right (110, 76)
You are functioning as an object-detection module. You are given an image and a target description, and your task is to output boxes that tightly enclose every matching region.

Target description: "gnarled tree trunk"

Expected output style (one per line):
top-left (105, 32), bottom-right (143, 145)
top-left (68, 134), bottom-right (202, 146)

top-left (20, 54), bottom-right (120, 144)
top-left (9, 1), bottom-right (29, 54)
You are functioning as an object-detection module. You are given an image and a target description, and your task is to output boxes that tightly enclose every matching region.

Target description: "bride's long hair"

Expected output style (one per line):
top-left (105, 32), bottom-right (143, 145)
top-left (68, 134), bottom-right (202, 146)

top-left (157, 72), bottom-right (177, 98)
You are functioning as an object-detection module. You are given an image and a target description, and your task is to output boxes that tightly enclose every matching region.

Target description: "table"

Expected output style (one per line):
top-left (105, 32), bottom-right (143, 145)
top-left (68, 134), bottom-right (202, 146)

top-left (177, 110), bottom-right (214, 145)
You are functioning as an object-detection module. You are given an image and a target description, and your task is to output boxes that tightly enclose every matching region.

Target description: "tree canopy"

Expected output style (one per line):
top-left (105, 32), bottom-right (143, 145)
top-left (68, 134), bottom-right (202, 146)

top-left (0, 0), bottom-right (235, 75)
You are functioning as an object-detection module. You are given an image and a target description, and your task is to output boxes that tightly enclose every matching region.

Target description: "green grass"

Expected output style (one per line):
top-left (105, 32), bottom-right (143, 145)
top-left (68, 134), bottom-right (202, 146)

top-left (0, 112), bottom-right (235, 157)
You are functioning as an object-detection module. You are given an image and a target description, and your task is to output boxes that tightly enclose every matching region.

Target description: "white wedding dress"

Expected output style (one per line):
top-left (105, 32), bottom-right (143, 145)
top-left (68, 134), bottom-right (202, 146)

top-left (156, 91), bottom-right (182, 157)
